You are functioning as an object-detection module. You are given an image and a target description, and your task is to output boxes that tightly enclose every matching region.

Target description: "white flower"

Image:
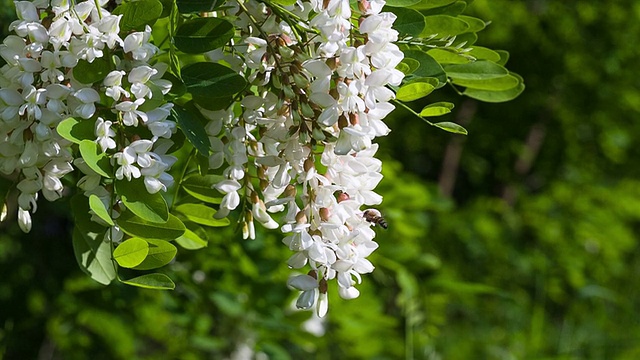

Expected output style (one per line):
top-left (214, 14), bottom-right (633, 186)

top-left (73, 88), bottom-right (100, 119)
top-left (95, 117), bottom-right (116, 152)
top-left (116, 98), bottom-right (147, 127)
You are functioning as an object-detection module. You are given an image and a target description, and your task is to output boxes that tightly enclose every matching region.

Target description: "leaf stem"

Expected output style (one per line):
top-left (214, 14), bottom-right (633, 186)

top-left (391, 99), bottom-right (434, 126)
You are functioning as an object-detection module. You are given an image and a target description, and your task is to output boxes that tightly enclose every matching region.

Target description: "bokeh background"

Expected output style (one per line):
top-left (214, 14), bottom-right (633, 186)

top-left (2, 0), bottom-right (640, 359)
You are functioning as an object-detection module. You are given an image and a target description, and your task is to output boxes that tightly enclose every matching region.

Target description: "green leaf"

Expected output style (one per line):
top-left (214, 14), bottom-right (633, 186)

top-left (387, 8), bottom-right (425, 37)
top-left (133, 239), bottom-right (177, 270)
top-left (79, 140), bottom-right (112, 178)
top-left (463, 75), bottom-right (525, 103)
top-left (115, 179), bottom-right (169, 223)
top-left (420, 15), bottom-right (469, 37)
top-left (120, 273), bottom-right (175, 290)
top-left (175, 17), bottom-right (234, 54)
top-left (419, 0), bottom-right (466, 15)
top-left (181, 174), bottom-right (224, 204)
top-left (420, 102), bottom-right (455, 117)
top-left (398, 58), bottom-right (420, 75)
top-left (396, 82), bottom-right (435, 102)
top-left (433, 121), bottom-right (468, 135)
top-left (452, 74), bottom-right (520, 91)
top-left (117, 211), bottom-right (186, 240)
top-left (113, 237), bottom-right (149, 268)
top-left (459, 15), bottom-right (486, 33)
top-left (112, 0), bottom-right (163, 32)
top-left (56, 117), bottom-right (95, 144)
top-left (182, 62), bottom-right (246, 98)
top-left (72, 228), bottom-right (116, 285)
top-left (175, 225), bottom-right (208, 250)
top-left (495, 50), bottom-right (510, 66)
top-left (466, 46), bottom-right (501, 62)
top-left (444, 60), bottom-right (509, 80)
top-left (73, 58), bottom-right (111, 84)
top-left (427, 48), bottom-right (471, 64)
top-left (385, 0), bottom-right (421, 7)
top-left (402, 50), bottom-right (447, 86)
top-left (89, 194), bottom-right (114, 226)
top-left (171, 103), bottom-right (211, 156)
top-left (175, 203), bottom-right (230, 227)
top-left (411, 0), bottom-right (457, 10)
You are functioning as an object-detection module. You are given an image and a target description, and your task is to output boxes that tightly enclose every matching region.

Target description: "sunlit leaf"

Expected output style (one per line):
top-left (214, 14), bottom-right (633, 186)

top-left (433, 121), bottom-right (468, 135)
top-left (420, 102), bottom-right (455, 117)
top-left (79, 140), bottom-right (112, 178)
top-left (396, 82), bottom-right (435, 102)
top-left (175, 225), bottom-right (208, 250)
top-left (72, 228), bottom-right (115, 285)
top-left (444, 60), bottom-right (509, 80)
top-left (120, 273), bottom-right (175, 290)
top-left (175, 203), bottom-right (230, 227)
top-left (56, 117), bottom-right (95, 144)
top-left (89, 194), bottom-right (114, 226)
top-left (113, 237), bottom-right (149, 268)
top-left (133, 239), bottom-right (177, 270)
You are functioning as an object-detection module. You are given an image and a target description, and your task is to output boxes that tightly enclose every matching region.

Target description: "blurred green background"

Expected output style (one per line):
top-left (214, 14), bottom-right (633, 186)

top-left (3, 0), bottom-right (640, 359)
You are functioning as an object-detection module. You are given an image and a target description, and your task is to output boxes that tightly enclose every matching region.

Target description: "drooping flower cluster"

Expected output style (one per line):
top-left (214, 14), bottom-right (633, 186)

top-left (0, 0), bottom-right (177, 232)
top-left (203, 0), bottom-right (404, 315)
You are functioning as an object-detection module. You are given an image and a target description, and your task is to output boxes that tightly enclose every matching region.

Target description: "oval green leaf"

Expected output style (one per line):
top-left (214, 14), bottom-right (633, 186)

top-left (396, 82), bottom-right (435, 102)
top-left (120, 273), bottom-right (175, 290)
top-left (89, 194), bottom-right (114, 226)
top-left (389, 8), bottom-right (425, 37)
top-left (170, 104), bottom-right (211, 156)
top-left (459, 15), bottom-right (487, 33)
top-left (175, 226), bottom-right (208, 250)
top-left (79, 140), bottom-right (112, 178)
top-left (444, 60), bottom-right (509, 81)
top-left (112, 0), bottom-right (163, 32)
top-left (115, 179), bottom-right (169, 223)
top-left (175, 17), bottom-right (234, 54)
top-left (181, 174), bottom-right (224, 204)
top-left (57, 117), bottom-right (95, 144)
top-left (402, 50), bottom-right (447, 86)
top-left (113, 237), bottom-right (149, 268)
top-left (466, 46), bottom-right (501, 62)
top-left (463, 78), bottom-right (525, 103)
top-left (433, 121), bottom-right (468, 135)
top-left (452, 74), bottom-right (520, 91)
top-left (427, 48), bottom-right (471, 64)
top-left (420, 102), bottom-right (455, 117)
top-left (420, 15), bottom-right (469, 37)
top-left (182, 62), bottom-right (246, 98)
top-left (117, 211), bottom-right (186, 240)
top-left (133, 239), bottom-right (177, 270)
top-left (72, 228), bottom-right (115, 285)
top-left (175, 203), bottom-right (230, 227)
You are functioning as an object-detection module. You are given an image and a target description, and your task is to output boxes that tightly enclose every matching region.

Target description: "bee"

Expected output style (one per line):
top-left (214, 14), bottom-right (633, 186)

top-left (363, 209), bottom-right (388, 229)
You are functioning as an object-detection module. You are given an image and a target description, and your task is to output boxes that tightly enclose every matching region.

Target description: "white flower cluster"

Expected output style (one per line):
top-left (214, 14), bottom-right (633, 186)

top-left (205, 0), bottom-right (404, 316)
top-left (0, 0), bottom-right (176, 232)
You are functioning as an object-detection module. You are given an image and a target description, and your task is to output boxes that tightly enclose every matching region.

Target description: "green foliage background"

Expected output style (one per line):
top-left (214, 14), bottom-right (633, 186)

top-left (2, 0), bottom-right (640, 358)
